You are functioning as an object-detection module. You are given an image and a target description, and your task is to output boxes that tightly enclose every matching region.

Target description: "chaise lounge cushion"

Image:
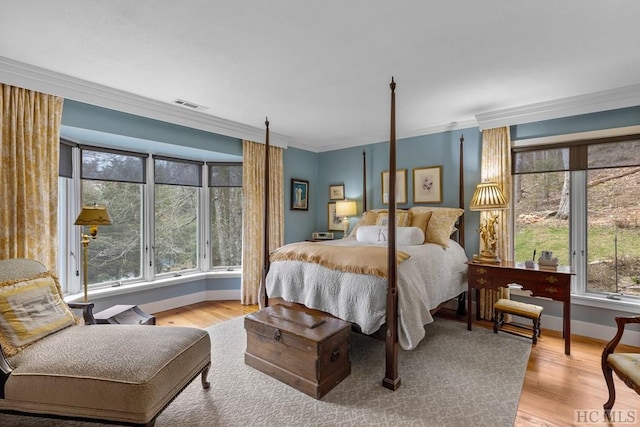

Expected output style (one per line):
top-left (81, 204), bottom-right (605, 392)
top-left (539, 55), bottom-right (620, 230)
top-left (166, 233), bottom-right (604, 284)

top-left (1, 323), bottom-right (211, 425)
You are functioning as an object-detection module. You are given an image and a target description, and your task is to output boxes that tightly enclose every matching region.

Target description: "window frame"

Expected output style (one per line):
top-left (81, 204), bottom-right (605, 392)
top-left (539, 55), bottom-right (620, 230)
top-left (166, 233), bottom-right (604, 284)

top-left (512, 125), bottom-right (640, 308)
top-left (59, 142), bottom-right (242, 298)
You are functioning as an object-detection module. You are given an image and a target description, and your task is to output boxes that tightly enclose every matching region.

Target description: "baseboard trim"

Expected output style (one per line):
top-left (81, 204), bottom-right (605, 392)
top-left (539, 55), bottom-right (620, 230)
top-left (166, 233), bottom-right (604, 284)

top-left (139, 289), bottom-right (241, 315)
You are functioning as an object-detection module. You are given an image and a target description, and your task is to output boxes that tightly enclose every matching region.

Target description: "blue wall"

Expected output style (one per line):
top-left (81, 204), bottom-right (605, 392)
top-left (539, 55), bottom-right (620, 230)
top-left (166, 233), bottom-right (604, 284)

top-left (283, 147), bottom-right (319, 243)
top-left (62, 100), bottom-right (243, 157)
top-left (511, 105), bottom-right (640, 141)
top-left (63, 99), bottom-right (640, 333)
top-left (313, 130), bottom-right (483, 257)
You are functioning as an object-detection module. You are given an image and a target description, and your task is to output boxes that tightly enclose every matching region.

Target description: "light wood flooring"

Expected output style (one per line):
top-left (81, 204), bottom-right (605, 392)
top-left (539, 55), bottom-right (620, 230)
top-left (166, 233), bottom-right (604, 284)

top-left (154, 301), bottom-right (640, 427)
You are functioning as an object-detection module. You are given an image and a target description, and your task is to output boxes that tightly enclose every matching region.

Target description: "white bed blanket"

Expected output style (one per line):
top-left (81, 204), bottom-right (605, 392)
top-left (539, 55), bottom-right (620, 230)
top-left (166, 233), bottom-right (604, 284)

top-left (266, 238), bottom-right (468, 350)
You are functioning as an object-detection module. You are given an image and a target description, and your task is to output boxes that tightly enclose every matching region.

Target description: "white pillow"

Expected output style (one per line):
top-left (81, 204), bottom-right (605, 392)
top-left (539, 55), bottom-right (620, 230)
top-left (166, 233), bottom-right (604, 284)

top-left (356, 226), bottom-right (425, 246)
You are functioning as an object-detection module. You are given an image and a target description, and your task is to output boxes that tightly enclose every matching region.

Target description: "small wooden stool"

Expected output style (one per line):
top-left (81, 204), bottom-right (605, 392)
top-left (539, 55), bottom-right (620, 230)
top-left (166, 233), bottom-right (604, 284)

top-left (493, 298), bottom-right (544, 344)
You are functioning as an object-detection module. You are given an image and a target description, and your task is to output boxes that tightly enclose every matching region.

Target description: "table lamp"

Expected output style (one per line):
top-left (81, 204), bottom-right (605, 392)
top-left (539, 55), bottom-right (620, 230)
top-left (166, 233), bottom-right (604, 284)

top-left (469, 182), bottom-right (508, 263)
top-left (74, 204), bottom-right (112, 302)
top-left (335, 199), bottom-right (357, 237)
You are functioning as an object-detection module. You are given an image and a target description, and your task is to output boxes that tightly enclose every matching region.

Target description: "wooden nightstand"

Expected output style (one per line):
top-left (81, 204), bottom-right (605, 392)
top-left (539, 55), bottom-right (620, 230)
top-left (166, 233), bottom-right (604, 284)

top-left (466, 261), bottom-right (574, 355)
top-left (94, 305), bottom-right (156, 325)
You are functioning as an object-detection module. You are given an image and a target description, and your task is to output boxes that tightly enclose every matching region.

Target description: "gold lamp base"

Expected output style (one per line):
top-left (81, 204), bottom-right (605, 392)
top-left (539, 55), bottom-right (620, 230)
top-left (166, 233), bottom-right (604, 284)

top-left (472, 250), bottom-right (501, 264)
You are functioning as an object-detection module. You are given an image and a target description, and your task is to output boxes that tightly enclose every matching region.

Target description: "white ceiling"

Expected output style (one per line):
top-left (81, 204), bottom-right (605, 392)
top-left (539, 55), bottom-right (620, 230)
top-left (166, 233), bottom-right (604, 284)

top-left (2, 1), bottom-right (640, 153)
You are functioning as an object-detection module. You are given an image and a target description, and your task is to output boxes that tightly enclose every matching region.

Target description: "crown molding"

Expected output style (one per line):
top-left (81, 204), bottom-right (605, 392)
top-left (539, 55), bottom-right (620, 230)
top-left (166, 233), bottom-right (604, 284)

top-left (312, 118), bottom-right (479, 153)
top-left (476, 84), bottom-right (640, 131)
top-left (0, 57), bottom-right (292, 148)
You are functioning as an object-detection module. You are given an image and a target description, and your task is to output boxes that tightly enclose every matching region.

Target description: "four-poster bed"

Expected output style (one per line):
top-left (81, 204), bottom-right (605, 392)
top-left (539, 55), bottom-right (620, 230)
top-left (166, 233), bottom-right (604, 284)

top-left (250, 79), bottom-right (468, 392)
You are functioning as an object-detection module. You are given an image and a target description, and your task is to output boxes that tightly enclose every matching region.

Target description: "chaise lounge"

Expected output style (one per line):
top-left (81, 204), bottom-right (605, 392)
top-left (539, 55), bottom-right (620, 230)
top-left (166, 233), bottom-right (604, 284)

top-left (0, 258), bottom-right (212, 426)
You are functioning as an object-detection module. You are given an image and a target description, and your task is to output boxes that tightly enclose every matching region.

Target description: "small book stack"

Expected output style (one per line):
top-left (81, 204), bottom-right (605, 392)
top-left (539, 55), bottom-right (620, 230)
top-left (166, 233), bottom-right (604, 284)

top-left (538, 258), bottom-right (559, 270)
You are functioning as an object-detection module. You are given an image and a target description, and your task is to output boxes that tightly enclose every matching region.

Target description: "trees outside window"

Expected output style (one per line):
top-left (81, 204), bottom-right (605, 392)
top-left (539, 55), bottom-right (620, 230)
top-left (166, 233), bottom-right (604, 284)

top-left (63, 146), bottom-right (242, 291)
top-left (513, 137), bottom-right (640, 298)
top-left (154, 157), bottom-right (201, 274)
top-left (209, 163), bottom-right (242, 268)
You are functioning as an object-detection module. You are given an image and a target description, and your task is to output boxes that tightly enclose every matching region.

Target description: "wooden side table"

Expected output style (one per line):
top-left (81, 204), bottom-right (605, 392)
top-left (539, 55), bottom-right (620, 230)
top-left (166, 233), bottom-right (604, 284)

top-left (466, 261), bottom-right (574, 355)
top-left (94, 305), bottom-right (156, 325)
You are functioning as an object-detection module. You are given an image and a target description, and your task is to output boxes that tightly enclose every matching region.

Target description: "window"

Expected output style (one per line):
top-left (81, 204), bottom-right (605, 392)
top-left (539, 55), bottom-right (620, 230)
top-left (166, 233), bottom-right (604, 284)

top-left (208, 163), bottom-right (242, 268)
top-left (58, 142), bottom-right (243, 295)
top-left (81, 147), bottom-right (146, 285)
top-left (154, 157), bottom-right (202, 274)
top-left (513, 133), bottom-right (640, 299)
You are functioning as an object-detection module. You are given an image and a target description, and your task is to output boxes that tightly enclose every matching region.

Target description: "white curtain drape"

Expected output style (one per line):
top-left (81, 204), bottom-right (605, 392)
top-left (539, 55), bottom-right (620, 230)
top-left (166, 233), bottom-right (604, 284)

top-left (241, 140), bottom-right (284, 305)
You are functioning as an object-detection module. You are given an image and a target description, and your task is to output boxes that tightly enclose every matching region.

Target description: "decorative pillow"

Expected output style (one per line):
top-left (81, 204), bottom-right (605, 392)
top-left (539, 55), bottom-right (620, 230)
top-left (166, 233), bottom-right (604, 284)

top-left (356, 225), bottom-right (424, 246)
top-left (348, 210), bottom-right (384, 237)
top-left (363, 210), bottom-right (381, 225)
top-left (375, 210), bottom-right (411, 227)
top-left (0, 272), bottom-right (76, 356)
top-left (409, 211), bottom-right (433, 243)
top-left (422, 208), bottom-right (464, 247)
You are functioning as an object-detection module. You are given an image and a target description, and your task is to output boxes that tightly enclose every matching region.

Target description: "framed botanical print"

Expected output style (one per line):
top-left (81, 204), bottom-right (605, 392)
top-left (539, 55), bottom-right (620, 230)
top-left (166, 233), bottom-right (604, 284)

top-left (381, 169), bottom-right (407, 205)
top-left (329, 184), bottom-right (345, 200)
top-left (413, 166), bottom-right (442, 203)
top-left (291, 178), bottom-right (309, 210)
top-left (327, 202), bottom-right (343, 231)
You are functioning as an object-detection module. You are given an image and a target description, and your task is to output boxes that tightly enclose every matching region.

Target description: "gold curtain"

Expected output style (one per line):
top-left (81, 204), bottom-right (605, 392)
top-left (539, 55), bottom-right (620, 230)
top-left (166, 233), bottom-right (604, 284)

top-left (479, 126), bottom-right (512, 320)
top-left (0, 84), bottom-right (64, 271)
top-left (241, 140), bottom-right (284, 305)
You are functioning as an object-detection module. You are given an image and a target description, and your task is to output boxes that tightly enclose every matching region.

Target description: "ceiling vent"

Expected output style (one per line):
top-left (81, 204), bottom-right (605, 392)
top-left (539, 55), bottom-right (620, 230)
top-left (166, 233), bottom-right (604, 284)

top-left (172, 98), bottom-right (208, 111)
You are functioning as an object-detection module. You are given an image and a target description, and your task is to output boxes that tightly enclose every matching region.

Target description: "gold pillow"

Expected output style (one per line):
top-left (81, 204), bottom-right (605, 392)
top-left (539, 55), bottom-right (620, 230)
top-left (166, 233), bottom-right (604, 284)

top-left (410, 211), bottom-right (433, 243)
top-left (0, 272), bottom-right (76, 356)
top-left (363, 210), bottom-right (381, 225)
top-left (376, 210), bottom-right (411, 227)
top-left (423, 208), bottom-right (464, 247)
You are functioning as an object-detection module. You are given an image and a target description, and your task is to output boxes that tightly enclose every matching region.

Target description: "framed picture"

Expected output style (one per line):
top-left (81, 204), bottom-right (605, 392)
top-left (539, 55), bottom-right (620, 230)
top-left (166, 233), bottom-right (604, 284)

top-left (329, 184), bottom-right (345, 200)
top-left (413, 166), bottom-right (442, 203)
top-left (290, 178), bottom-right (309, 210)
top-left (327, 202), bottom-right (343, 231)
top-left (381, 169), bottom-right (407, 205)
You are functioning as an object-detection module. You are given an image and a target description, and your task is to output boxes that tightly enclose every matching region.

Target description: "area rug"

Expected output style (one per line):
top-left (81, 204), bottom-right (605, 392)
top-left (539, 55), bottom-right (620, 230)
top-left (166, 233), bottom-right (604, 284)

top-left (1, 317), bottom-right (531, 427)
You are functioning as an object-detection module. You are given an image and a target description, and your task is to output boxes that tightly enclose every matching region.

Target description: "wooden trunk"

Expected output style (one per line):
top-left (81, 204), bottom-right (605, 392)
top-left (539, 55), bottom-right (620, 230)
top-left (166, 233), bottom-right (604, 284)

top-left (244, 304), bottom-right (351, 399)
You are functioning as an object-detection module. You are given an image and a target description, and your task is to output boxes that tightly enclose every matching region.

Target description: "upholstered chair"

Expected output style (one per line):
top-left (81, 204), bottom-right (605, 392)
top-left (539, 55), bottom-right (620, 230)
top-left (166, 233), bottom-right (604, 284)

top-left (601, 315), bottom-right (640, 413)
top-left (0, 258), bottom-right (211, 426)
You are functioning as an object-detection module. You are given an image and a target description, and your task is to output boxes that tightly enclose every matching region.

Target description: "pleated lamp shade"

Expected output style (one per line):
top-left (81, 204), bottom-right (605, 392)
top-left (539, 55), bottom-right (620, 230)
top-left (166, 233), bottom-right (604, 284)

top-left (469, 182), bottom-right (508, 211)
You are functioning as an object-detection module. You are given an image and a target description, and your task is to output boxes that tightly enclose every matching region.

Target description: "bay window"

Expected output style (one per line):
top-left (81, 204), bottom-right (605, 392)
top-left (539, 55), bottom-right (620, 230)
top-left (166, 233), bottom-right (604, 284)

top-left (58, 142), bottom-right (242, 295)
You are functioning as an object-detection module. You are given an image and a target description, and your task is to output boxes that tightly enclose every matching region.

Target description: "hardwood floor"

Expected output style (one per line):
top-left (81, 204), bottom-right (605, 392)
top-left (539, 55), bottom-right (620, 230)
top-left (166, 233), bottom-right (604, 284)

top-left (154, 301), bottom-right (640, 427)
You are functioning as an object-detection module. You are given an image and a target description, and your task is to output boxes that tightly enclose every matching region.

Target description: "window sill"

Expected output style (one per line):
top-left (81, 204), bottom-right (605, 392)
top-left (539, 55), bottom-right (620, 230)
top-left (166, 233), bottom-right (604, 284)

top-left (570, 293), bottom-right (640, 312)
top-left (64, 270), bottom-right (241, 303)
top-left (510, 288), bottom-right (640, 313)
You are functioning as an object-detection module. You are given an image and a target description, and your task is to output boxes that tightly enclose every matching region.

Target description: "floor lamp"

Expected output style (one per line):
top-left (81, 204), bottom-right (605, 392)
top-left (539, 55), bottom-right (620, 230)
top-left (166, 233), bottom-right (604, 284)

top-left (335, 199), bottom-right (357, 237)
top-left (74, 204), bottom-right (112, 302)
top-left (469, 182), bottom-right (508, 263)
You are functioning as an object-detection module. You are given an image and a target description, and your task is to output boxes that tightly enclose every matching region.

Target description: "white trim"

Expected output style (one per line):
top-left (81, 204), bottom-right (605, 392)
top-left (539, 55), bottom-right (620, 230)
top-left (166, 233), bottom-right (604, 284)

top-left (476, 84), bottom-right (640, 131)
top-left (0, 56), bottom-right (291, 148)
top-left (470, 299), bottom-right (640, 347)
top-left (64, 270), bottom-right (241, 302)
top-left (139, 289), bottom-right (241, 315)
top-left (513, 125), bottom-right (640, 147)
top-left (314, 119), bottom-right (479, 153)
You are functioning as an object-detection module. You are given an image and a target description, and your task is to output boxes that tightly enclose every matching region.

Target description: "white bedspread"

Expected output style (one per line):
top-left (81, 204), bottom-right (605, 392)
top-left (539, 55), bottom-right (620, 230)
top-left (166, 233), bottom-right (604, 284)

top-left (266, 237), bottom-right (468, 350)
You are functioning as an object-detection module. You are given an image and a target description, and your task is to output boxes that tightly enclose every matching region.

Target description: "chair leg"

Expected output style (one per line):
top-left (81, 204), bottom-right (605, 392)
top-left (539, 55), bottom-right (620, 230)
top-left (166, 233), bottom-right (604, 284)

top-left (532, 317), bottom-right (540, 345)
top-left (493, 311), bottom-right (503, 334)
top-left (602, 364), bottom-right (617, 413)
top-left (201, 362), bottom-right (211, 389)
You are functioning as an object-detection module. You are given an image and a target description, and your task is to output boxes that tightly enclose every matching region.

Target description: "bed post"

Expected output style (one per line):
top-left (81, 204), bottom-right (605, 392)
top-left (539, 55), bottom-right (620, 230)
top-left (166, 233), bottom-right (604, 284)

top-left (362, 149), bottom-right (367, 212)
top-left (259, 117), bottom-right (270, 309)
top-left (382, 77), bottom-right (400, 391)
top-left (456, 134), bottom-right (467, 316)
top-left (458, 134), bottom-right (465, 248)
